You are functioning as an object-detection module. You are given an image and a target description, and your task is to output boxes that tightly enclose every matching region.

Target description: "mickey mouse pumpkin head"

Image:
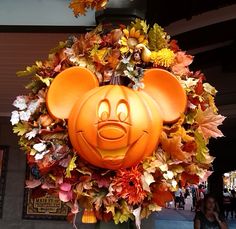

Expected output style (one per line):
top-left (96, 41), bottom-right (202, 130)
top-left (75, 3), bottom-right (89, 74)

top-left (46, 67), bottom-right (186, 169)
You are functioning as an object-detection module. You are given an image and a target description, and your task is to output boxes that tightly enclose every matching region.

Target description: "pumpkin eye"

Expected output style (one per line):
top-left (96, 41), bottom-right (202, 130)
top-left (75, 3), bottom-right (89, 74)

top-left (98, 100), bottom-right (110, 121)
top-left (116, 102), bottom-right (128, 121)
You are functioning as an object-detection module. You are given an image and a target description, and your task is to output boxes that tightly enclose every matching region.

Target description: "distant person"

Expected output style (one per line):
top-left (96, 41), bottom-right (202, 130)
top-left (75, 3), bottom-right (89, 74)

top-left (230, 189), bottom-right (236, 218)
top-left (194, 194), bottom-right (228, 229)
top-left (223, 188), bottom-right (232, 219)
top-left (191, 185), bottom-right (197, 211)
top-left (174, 188), bottom-right (182, 210)
top-left (196, 185), bottom-right (205, 211)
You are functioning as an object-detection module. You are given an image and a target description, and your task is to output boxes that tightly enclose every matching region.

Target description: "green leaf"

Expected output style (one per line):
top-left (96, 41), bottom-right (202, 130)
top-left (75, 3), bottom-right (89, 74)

top-left (66, 154), bottom-right (77, 178)
top-left (194, 131), bottom-right (214, 164)
top-left (17, 62), bottom-right (42, 77)
top-left (25, 80), bottom-right (44, 93)
top-left (148, 23), bottom-right (168, 51)
top-left (13, 122), bottom-right (29, 136)
top-left (185, 110), bottom-right (197, 125)
top-left (36, 75), bottom-right (53, 87)
top-left (113, 201), bottom-right (134, 224)
top-left (131, 19), bottom-right (149, 33)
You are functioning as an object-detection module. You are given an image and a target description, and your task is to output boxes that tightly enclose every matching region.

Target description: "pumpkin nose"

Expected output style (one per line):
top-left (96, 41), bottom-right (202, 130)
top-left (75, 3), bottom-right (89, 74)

top-left (98, 125), bottom-right (126, 140)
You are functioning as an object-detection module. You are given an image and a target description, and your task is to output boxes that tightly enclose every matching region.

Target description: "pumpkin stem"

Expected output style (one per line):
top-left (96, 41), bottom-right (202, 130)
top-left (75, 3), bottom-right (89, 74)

top-left (110, 73), bottom-right (121, 85)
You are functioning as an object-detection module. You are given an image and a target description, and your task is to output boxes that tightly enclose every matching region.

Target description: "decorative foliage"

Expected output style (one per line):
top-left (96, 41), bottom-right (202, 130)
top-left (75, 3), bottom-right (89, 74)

top-left (69, 0), bottom-right (108, 17)
top-left (12, 20), bottom-right (224, 227)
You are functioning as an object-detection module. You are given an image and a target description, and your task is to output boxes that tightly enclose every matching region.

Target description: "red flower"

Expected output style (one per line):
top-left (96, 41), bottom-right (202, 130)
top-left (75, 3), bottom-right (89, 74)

top-left (112, 167), bottom-right (147, 205)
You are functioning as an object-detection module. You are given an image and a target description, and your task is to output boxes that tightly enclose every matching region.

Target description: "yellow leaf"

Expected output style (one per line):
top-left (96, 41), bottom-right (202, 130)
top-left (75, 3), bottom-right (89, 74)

top-left (203, 83), bottom-right (217, 95)
top-left (148, 203), bottom-right (162, 212)
top-left (36, 75), bottom-right (53, 87)
top-left (160, 132), bottom-right (192, 162)
top-left (194, 131), bottom-right (214, 164)
top-left (170, 126), bottom-right (194, 142)
top-left (106, 204), bottom-right (116, 216)
top-left (148, 23), bottom-right (168, 51)
top-left (141, 171), bottom-right (155, 192)
top-left (66, 154), bottom-right (77, 178)
top-left (131, 19), bottom-right (149, 34)
top-left (13, 122), bottom-right (29, 136)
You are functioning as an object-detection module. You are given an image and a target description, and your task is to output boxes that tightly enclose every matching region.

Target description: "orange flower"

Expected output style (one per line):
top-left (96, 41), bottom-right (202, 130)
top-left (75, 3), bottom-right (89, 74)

top-left (112, 167), bottom-right (147, 205)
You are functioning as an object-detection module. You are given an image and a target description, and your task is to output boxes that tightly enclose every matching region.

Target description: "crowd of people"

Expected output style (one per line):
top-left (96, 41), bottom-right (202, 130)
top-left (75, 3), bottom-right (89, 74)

top-left (223, 188), bottom-right (236, 219)
top-left (170, 184), bottom-right (236, 229)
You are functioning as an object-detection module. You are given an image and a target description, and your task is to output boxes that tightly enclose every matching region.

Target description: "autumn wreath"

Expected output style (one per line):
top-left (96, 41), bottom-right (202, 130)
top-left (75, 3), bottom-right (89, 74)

top-left (11, 19), bottom-right (225, 227)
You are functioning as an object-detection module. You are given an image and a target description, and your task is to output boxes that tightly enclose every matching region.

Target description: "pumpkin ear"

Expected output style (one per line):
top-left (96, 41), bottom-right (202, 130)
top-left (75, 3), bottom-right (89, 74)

top-left (142, 68), bottom-right (187, 123)
top-left (46, 67), bottom-right (99, 119)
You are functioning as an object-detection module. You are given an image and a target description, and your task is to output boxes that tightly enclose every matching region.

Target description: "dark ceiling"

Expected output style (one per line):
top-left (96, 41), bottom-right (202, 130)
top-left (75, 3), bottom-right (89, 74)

top-left (147, 0), bottom-right (236, 26)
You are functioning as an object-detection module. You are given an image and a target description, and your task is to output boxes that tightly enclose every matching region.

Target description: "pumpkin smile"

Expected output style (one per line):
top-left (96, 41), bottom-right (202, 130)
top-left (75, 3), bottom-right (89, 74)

top-left (77, 130), bottom-right (148, 165)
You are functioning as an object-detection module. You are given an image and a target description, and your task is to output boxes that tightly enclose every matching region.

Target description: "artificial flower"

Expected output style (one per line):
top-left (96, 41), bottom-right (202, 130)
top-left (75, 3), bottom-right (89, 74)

top-left (28, 100), bottom-right (41, 114)
top-left (151, 48), bottom-right (175, 67)
top-left (111, 167), bottom-right (147, 205)
top-left (13, 96), bottom-right (27, 110)
top-left (25, 128), bottom-right (38, 140)
top-left (120, 27), bottom-right (148, 54)
top-left (19, 110), bottom-right (31, 121)
top-left (10, 111), bottom-right (20, 125)
top-left (33, 142), bottom-right (47, 152)
top-left (59, 183), bottom-right (73, 202)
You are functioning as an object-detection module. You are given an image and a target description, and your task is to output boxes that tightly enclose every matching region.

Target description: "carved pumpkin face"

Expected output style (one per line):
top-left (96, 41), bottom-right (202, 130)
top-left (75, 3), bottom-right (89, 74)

top-left (68, 85), bottom-right (162, 169)
top-left (47, 67), bottom-right (186, 169)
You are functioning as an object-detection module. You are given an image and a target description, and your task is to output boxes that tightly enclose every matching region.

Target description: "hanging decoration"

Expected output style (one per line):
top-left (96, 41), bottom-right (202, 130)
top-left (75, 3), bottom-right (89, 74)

top-left (69, 0), bottom-right (108, 17)
top-left (11, 19), bottom-right (225, 227)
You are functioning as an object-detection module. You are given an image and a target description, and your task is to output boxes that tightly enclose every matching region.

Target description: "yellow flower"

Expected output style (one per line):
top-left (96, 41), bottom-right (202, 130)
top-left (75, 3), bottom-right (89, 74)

top-left (151, 48), bottom-right (175, 67)
top-left (120, 27), bottom-right (148, 54)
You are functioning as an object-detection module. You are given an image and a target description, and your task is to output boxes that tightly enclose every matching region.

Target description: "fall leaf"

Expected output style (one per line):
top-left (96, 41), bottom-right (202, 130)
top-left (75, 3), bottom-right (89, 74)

top-left (107, 49), bottom-right (120, 68)
top-left (113, 201), bottom-right (133, 224)
top-left (13, 122), bottom-right (29, 136)
top-left (36, 75), bottom-right (53, 87)
top-left (195, 108), bottom-right (225, 140)
top-left (160, 132), bottom-right (191, 162)
top-left (16, 62), bottom-right (41, 77)
top-left (141, 171), bottom-right (155, 192)
top-left (66, 154), bottom-right (77, 178)
top-left (131, 19), bottom-right (149, 33)
top-left (180, 172), bottom-right (199, 187)
top-left (90, 46), bottom-right (109, 65)
top-left (69, 0), bottom-right (108, 17)
top-left (203, 83), bottom-right (217, 96)
top-left (148, 23), bottom-right (168, 51)
top-left (152, 189), bottom-right (173, 207)
top-left (194, 131), bottom-right (214, 164)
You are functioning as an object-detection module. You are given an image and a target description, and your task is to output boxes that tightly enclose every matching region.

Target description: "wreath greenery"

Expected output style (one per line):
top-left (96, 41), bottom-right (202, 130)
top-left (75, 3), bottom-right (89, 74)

top-left (11, 19), bottom-right (225, 227)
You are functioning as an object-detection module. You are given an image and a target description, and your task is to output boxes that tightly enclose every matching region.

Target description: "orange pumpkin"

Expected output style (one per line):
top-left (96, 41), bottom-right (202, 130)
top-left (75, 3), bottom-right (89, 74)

top-left (46, 67), bottom-right (186, 169)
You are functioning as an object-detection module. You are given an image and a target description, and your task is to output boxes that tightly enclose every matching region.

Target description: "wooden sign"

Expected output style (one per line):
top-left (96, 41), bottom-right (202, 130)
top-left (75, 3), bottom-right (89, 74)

top-left (23, 165), bottom-right (69, 220)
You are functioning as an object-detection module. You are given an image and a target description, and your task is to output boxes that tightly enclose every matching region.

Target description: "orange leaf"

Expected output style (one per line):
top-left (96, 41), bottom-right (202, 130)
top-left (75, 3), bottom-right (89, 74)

top-left (196, 108), bottom-right (225, 140)
top-left (69, 0), bottom-right (87, 16)
top-left (107, 49), bottom-right (120, 68)
top-left (69, 0), bottom-right (108, 17)
top-left (160, 132), bottom-right (192, 162)
top-left (153, 189), bottom-right (173, 207)
top-left (181, 172), bottom-right (199, 187)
